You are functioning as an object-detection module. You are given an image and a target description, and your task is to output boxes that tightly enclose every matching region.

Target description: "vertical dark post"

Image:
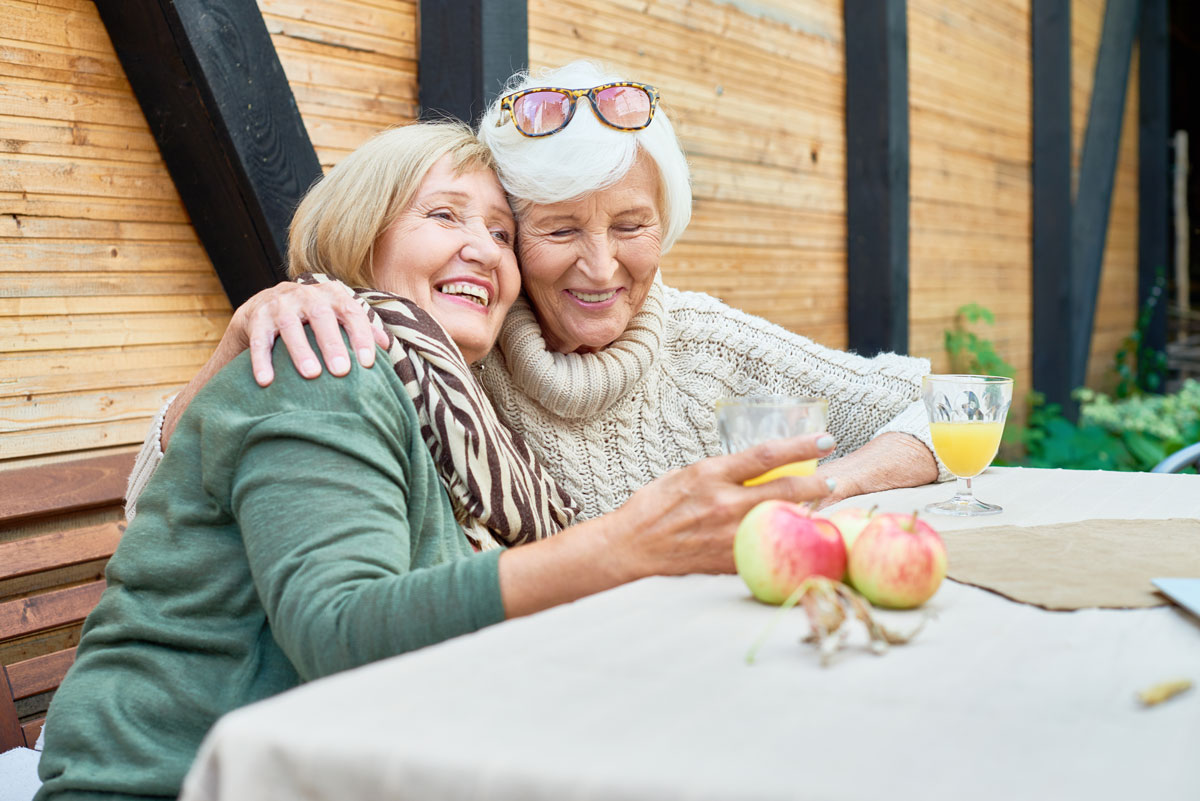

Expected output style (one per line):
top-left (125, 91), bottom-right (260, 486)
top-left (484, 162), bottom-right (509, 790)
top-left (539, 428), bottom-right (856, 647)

top-left (1069, 0), bottom-right (1141, 390)
top-left (1138, 0), bottom-right (1169, 390)
top-left (96, 0), bottom-right (323, 307)
top-left (1032, 0), bottom-right (1074, 412)
top-left (419, 0), bottom-right (529, 124)
top-left (844, 0), bottom-right (909, 356)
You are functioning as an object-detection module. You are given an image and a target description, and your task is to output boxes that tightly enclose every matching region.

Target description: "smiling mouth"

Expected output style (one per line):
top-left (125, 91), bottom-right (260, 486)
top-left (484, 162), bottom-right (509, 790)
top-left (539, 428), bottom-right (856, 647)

top-left (567, 289), bottom-right (619, 303)
top-left (438, 282), bottom-right (490, 308)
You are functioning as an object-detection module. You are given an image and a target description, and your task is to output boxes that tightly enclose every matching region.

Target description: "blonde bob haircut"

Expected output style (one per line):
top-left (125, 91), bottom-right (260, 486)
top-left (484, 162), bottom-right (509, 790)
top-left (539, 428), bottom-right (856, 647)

top-left (288, 121), bottom-right (498, 287)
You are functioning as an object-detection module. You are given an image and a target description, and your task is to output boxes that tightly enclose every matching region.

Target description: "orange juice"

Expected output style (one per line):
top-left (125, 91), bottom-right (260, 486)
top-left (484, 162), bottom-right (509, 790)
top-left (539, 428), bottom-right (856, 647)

top-left (929, 421), bottom-right (1004, 477)
top-left (743, 459), bottom-right (818, 487)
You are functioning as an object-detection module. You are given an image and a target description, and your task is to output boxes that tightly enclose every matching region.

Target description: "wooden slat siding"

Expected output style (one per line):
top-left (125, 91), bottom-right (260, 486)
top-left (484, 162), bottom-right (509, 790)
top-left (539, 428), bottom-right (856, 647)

top-left (1137, 0), bottom-right (1169, 382)
top-left (844, 0), bottom-right (909, 356)
top-left (528, 0), bottom-right (849, 346)
top-left (1073, 0), bottom-right (1139, 392)
top-left (262, 0), bottom-right (419, 168)
top-left (2, 0), bottom-right (233, 472)
top-left (0, 523), bottom-right (123, 582)
top-left (0, 452), bottom-right (132, 525)
top-left (1033, 0), bottom-right (1074, 413)
top-left (94, 0), bottom-right (323, 309)
top-left (6, 648), bottom-right (75, 700)
top-left (1069, 0), bottom-right (1140, 391)
top-left (907, 0), bottom-right (1032, 404)
top-left (0, 581), bottom-right (106, 640)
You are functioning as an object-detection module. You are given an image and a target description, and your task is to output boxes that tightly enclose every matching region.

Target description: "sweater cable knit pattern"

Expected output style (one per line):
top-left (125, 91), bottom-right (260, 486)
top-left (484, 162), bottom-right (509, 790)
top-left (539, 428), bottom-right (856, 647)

top-left (479, 281), bottom-right (949, 520)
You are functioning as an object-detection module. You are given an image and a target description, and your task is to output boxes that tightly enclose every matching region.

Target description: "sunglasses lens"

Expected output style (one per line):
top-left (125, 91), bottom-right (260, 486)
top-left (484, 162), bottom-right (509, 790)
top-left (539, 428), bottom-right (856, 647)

top-left (512, 91), bottom-right (572, 135)
top-left (593, 86), bottom-right (652, 129)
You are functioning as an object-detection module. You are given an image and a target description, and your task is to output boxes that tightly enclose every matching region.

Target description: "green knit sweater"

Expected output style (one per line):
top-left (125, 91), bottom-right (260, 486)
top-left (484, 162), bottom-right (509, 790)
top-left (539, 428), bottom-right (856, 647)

top-left (35, 333), bottom-right (506, 800)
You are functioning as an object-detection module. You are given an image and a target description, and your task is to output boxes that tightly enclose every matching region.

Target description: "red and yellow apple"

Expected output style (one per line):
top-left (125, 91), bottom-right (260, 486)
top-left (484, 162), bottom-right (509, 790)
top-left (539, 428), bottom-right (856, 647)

top-left (825, 505), bottom-right (876, 551)
top-left (847, 512), bottom-right (947, 609)
top-left (734, 500), bottom-right (846, 605)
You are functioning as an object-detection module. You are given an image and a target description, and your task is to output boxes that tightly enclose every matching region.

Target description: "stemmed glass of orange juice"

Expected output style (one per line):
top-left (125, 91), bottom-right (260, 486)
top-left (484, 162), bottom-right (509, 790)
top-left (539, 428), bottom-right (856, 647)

top-left (922, 374), bottom-right (1013, 516)
top-left (716, 397), bottom-right (829, 486)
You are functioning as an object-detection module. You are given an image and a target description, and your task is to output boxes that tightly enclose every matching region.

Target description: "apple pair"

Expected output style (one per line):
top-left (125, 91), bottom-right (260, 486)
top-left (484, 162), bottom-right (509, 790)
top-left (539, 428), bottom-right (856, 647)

top-left (734, 502), bottom-right (947, 609)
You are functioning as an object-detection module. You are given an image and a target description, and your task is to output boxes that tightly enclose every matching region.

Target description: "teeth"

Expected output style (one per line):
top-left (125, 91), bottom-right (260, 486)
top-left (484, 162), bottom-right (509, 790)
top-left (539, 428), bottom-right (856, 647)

top-left (438, 282), bottom-right (489, 307)
top-left (568, 289), bottom-right (618, 303)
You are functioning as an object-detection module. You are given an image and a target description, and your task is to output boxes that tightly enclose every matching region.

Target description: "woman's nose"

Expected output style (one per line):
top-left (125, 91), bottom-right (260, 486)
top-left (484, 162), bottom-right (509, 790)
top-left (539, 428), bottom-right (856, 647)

top-left (576, 233), bottom-right (619, 281)
top-left (461, 221), bottom-right (503, 270)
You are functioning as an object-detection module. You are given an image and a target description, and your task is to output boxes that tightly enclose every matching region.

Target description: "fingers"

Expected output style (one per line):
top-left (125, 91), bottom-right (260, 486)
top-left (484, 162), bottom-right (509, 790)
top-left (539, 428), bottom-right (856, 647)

top-left (276, 315), bottom-right (322, 380)
top-left (720, 433), bottom-right (837, 485)
top-left (742, 473), bottom-right (836, 509)
top-left (306, 305), bottom-right (352, 376)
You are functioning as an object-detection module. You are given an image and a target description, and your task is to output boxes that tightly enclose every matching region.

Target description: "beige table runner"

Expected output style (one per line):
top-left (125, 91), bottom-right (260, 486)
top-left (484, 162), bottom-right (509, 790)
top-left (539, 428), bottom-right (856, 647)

top-left (944, 518), bottom-right (1200, 610)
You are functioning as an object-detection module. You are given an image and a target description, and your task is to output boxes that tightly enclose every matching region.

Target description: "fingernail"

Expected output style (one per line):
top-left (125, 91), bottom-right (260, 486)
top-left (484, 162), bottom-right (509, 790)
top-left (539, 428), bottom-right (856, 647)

top-left (358, 348), bottom-right (376, 366)
top-left (816, 434), bottom-right (836, 450)
top-left (301, 359), bottom-right (320, 376)
top-left (825, 477), bottom-right (837, 492)
top-left (254, 371), bottom-right (272, 386)
top-left (330, 356), bottom-right (351, 374)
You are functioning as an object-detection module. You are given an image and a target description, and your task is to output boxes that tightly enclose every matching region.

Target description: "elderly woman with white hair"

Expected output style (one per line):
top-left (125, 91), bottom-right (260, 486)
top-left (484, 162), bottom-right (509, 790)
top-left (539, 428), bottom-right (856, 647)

top-left (128, 60), bottom-right (943, 525)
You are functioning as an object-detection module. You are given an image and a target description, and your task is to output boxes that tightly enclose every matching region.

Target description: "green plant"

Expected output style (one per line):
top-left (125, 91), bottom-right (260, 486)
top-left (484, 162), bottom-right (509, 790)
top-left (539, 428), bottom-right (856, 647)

top-left (1113, 271), bottom-right (1169, 398)
top-left (943, 304), bottom-right (1017, 379)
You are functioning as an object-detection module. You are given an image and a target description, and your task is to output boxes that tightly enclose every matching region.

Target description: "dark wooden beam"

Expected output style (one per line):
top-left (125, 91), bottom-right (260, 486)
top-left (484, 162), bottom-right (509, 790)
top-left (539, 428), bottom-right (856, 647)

top-left (95, 0), bottom-right (323, 307)
top-left (1069, 0), bottom-right (1142, 390)
top-left (1032, 0), bottom-right (1074, 412)
top-left (1138, 0), bottom-right (1169, 389)
top-left (419, 0), bottom-right (529, 124)
top-left (844, 0), bottom-right (909, 356)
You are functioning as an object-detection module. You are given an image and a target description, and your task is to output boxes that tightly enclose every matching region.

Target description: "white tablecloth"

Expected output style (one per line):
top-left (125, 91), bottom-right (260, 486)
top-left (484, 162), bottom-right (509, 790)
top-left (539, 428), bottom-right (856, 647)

top-left (182, 468), bottom-right (1200, 801)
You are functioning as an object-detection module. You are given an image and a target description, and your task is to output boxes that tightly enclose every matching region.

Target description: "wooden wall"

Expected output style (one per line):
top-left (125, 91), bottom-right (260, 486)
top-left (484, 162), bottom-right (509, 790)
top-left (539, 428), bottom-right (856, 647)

top-left (0, 0), bottom-right (418, 473)
top-left (2, 0), bottom-right (1143, 474)
top-left (529, 0), bottom-right (849, 347)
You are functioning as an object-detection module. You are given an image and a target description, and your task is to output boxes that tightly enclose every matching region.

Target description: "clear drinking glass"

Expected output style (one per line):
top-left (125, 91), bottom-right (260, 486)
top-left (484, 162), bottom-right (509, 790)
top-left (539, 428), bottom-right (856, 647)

top-left (922, 374), bottom-right (1014, 516)
top-left (715, 396), bottom-right (829, 486)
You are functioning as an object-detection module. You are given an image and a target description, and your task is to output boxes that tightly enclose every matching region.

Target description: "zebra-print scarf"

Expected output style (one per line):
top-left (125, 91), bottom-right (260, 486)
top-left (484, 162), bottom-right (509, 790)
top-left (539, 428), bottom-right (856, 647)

top-left (297, 273), bottom-right (580, 550)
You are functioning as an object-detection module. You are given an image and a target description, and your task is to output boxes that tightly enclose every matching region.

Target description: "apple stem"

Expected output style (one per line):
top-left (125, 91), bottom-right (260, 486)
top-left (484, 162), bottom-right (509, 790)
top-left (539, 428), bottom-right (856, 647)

top-left (867, 504), bottom-right (878, 518)
top-left (907, 509), bottom-right (919, 532)
top-left (745, 583), bottom-right (808, 665)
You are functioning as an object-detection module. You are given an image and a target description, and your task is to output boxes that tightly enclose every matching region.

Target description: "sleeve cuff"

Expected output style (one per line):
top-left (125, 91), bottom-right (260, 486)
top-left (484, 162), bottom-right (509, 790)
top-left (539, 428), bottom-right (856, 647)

top-left (125, 394), bottom-right (177, 520)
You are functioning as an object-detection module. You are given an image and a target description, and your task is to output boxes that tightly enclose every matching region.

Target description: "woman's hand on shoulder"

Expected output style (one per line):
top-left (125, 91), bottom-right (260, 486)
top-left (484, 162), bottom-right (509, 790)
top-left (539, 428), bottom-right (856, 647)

top-left (605, 433), bottom-right (838, 580)
top-left (229, 280), bottom-right (390, 386)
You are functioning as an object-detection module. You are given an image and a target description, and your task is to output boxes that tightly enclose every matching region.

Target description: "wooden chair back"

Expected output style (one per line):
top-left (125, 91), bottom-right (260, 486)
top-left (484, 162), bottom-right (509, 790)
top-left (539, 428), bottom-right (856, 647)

top-left (0, 453), bottom-right (132, 751)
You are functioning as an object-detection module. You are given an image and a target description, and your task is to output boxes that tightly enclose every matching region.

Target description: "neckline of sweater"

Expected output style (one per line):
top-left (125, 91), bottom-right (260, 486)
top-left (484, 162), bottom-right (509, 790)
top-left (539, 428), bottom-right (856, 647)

top-left (487, 279), bottom-right (667, 418)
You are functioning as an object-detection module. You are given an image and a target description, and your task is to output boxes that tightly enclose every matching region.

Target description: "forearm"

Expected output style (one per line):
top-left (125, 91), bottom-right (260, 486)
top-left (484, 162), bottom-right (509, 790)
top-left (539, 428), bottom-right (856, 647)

top-left (815, 432), bottom-right (939, 507)
top-left (498, 513), bottom-right (639, 619)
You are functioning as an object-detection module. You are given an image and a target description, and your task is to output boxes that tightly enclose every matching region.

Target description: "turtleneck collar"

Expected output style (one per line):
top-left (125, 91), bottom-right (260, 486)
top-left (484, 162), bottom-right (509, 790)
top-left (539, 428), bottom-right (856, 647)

top-left (486, 277), bottom-right (666, 418)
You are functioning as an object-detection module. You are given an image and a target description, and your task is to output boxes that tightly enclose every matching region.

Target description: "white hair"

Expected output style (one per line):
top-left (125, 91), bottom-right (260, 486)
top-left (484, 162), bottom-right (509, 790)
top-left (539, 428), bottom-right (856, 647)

top-left (478, 60), bottom-right (692, 253)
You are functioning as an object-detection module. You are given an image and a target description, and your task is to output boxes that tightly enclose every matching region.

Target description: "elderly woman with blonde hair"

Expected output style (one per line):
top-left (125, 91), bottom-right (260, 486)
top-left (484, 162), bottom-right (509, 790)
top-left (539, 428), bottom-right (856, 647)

top-left (33, 120), bottom-right (834, 801)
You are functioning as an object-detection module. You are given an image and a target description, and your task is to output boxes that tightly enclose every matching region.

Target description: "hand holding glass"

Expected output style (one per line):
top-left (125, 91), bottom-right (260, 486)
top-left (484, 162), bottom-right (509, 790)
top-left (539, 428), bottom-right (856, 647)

top-left (715, 397), bottom-right (829, 485)
top-left (922, 374), bottom-right (1013, 516)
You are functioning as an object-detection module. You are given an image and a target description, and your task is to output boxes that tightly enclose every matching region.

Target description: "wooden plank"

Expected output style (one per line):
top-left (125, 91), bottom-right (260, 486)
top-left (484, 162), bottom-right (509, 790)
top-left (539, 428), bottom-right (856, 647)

top-left (1069, 0), bottom-right (1140, 391)
top-left (0, 581), bottom-right (106, 639)
top-left (94, 0), bottom-right (322, 307)
top-left (0, 524), bottom-right (122, 582)
top-left (1, 271), bottom-right (225, 299)
top-left (1137, 0), bottom-right (1169, 384)
top-left (419, 0), bottom-right (527, 124)
top-left (0, 452), bottom-right (132, 524)
top-left (0, 418), bottom-right (155, 463)
top-left (0, 384), bottom-right (177, 432)
top-left (1032, 0), bottom-right (1074, 412)
top-left (0, 310), bottom-right (227, 353)
top-left (6, 647), bottom-right (77, 700)
top-left (0, 241), bottom-right (210, 273)
top-left (0, 673), bottom-right (22, 750)
top-left (21, 717), bottom-right (45, 749)
top-left (844, 0), bottom-right (908, 356)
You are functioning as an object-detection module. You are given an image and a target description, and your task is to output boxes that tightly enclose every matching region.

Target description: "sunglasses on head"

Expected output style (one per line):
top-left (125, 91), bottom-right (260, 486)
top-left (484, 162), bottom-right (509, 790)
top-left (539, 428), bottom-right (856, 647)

top-left (496, 82), bottom-right (660, 138)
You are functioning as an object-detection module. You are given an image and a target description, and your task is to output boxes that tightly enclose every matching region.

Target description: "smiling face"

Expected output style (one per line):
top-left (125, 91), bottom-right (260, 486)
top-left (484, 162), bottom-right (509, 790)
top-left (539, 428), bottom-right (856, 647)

top-left (516, 154), bottom-right (663, 353)
top-left (372, 155), bottom-right (519, 363)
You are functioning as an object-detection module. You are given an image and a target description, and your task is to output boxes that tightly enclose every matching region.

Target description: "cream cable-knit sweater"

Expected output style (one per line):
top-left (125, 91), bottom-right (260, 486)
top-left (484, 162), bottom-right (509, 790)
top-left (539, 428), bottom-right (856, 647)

top-left (127, 282), bottom-right (946, 520)
top-left (476, 281), bottom-right (946, 520)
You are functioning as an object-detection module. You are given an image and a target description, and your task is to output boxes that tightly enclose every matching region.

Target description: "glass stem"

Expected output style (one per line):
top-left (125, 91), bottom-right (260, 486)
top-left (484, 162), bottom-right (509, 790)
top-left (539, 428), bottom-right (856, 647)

top-left (953, 476), bottom-right (974, 503)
